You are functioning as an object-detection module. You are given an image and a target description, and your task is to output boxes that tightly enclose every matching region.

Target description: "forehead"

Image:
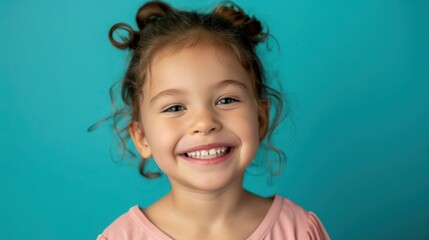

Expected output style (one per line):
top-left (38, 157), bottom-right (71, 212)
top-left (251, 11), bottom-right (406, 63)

top-left (146, 43), bottom-right (251, 92)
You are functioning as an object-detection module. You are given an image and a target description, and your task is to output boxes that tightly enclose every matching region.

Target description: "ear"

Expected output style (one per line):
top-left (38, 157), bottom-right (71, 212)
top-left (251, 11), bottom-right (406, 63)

top-left (129, 121), bottom-right (152, 159)
top-left (258, 99), bottom-right (270, 141)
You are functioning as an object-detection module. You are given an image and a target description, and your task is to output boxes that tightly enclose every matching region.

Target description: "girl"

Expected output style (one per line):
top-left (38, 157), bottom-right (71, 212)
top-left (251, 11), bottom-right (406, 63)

top-left (97, 1), bottom-right (330, 239)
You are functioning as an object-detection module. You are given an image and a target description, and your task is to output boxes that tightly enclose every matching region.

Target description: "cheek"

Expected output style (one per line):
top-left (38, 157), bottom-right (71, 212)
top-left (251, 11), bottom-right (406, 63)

top-left (244, 117), bottom-right (261, 150)
top-left (231, 108), bottom-right (260, 149)
top-left (143, 117), bottom-right (180, 161)
top-left (237, 119), bottom-right (260, 166)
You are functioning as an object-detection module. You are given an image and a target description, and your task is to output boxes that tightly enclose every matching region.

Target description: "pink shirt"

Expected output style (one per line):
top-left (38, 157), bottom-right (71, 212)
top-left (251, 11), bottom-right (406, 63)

top-left (97, 195), bottom-right (330, 239)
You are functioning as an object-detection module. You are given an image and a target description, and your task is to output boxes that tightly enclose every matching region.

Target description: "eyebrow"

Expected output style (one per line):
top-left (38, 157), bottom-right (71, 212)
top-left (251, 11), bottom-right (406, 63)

top-left (149, 79), bottom-right (249, 105)
top-left (149, 88), bottom-right (187, 105)
top-left (216, 79), bottom-right (249, 91)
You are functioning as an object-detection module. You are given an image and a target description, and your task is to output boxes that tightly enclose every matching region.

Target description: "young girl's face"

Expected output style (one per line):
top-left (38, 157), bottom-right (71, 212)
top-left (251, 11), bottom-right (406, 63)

top-left (130, 43), bottom-right (268, 192)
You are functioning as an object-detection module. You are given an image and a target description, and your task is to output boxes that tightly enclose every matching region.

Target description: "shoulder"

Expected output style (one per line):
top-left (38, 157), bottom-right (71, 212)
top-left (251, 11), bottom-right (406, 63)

top-left (97, 205), bottom-right (166, 240)
top-left (252, 195), bottom-right (330, 240)
top-left (277, 196), bottom-right (313, 226)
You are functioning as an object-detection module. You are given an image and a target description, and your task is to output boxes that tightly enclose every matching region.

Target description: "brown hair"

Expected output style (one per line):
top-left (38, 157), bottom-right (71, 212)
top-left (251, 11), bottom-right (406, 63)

top-left (91, 1), bottom-right (286, 178)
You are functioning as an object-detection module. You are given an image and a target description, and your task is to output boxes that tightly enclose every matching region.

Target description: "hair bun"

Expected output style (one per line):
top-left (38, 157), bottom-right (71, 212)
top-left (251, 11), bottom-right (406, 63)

top-left (135, 1), bottom-right (173, 30)
top-left (109, 23), bottom-right (140, 50)
top-left (108, 1), bottom-right (173, 50)
top-left (213, 2), bottom-right (267, 45)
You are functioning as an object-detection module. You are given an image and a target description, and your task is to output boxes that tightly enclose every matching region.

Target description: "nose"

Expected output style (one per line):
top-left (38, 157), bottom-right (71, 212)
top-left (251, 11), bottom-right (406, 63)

top-left (190, 108), bottom-right (221, 135)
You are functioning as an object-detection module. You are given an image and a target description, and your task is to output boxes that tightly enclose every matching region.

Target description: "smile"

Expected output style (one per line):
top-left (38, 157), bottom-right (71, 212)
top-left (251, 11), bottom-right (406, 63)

top-left (184, 147), bottom-right (231, 160)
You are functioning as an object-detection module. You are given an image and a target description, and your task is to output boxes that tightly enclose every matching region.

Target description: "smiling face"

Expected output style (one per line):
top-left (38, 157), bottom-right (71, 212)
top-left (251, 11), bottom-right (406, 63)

top-left (129, 43), bottom-right (268, 192)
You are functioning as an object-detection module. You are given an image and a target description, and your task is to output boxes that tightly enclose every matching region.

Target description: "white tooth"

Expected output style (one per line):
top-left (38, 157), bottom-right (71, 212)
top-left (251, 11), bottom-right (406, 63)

top-left (185, 147), bottom-right (229, 159)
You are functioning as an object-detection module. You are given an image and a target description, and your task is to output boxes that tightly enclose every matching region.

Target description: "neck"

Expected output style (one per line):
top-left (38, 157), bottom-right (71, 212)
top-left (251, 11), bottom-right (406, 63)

top-left (164, 177), bottom-right (250, 226)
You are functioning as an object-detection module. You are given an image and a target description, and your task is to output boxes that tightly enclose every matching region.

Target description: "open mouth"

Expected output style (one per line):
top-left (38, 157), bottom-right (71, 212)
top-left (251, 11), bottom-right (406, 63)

top-left (183, 146), bottom-right (232, 160)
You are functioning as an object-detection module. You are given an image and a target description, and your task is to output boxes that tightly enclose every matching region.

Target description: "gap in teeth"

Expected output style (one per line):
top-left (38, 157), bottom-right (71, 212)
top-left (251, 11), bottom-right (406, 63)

top-left (186, 147), bottom-right (229, 159)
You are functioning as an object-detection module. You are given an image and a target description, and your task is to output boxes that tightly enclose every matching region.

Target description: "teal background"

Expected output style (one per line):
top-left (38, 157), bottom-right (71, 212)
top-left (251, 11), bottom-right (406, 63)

top-left (1, 0), bottom-right (428, 239)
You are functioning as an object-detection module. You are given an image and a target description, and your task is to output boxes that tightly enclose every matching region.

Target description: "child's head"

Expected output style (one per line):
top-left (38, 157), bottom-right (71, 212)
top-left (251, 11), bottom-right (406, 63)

top-left (107, 1), bottom-right (285, 179)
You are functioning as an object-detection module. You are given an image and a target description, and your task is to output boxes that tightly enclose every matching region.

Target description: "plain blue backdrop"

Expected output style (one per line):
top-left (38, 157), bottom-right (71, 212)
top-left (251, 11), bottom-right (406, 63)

top-left (1, 0), bottom-right (428, 239)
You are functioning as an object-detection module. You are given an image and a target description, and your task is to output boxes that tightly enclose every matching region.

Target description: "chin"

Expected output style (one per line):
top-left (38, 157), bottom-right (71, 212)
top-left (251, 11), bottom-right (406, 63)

top-left (183, 173), bottom-right (244, 193)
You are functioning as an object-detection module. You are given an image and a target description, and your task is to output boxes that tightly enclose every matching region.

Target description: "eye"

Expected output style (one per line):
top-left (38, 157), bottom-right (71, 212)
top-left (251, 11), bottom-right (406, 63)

top-left (162, 105), bottom-right (185, 113)
top-left (217, 97), bottom-right (238, 105)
